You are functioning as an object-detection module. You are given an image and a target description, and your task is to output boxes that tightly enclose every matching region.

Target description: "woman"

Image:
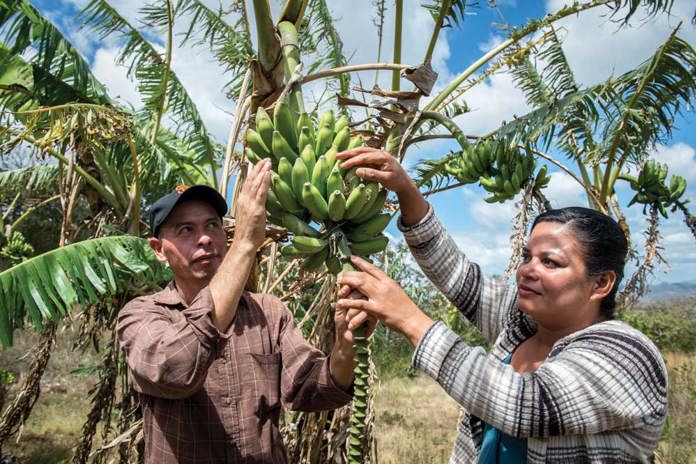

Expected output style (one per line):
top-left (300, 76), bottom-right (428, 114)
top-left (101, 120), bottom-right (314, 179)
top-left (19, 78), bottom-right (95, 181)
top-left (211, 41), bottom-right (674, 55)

top-left (335, 148), bottom-right (668, 463)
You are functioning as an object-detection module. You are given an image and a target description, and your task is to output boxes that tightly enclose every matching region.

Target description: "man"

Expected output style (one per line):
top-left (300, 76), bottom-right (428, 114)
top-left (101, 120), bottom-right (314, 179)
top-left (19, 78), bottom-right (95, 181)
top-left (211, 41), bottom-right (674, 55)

top-left (117, 160), bottom-right (366, 463)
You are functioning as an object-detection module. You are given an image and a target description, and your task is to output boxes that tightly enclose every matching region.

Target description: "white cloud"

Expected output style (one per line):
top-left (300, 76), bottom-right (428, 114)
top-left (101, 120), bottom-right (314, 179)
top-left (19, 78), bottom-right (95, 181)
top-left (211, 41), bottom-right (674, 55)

top-left (544, 171), bottom-right (587, 208)
top-left (91, 47), bottom-right (140, 106)
top-left (453, 71), bottom-right (530, 135)
top-left (544, 0), bottom-right (696, 87)
top-left (653, 143), bottom-right (696, 184)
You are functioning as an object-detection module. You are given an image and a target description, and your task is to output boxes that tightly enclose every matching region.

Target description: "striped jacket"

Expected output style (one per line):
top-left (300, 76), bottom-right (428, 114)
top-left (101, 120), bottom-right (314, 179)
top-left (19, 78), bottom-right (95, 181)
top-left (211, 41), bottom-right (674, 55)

top-left (399, 205), bottom-right (668, 463)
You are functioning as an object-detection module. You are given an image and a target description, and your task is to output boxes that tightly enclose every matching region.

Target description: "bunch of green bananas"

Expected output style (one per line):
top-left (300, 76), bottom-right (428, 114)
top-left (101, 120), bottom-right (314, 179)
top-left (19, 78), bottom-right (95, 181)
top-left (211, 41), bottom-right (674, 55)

top-left (445, 140), bottom-right (550, 203)
top-left (245, 101), bottom-right (390, 273)
top-left (625, 160), bottom-right (688, 217)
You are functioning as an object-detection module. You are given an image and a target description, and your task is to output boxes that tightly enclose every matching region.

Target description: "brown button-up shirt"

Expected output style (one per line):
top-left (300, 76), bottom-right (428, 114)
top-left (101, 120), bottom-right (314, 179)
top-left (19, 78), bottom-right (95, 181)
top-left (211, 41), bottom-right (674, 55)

top-left (117, 282), bottom-right (352, 463)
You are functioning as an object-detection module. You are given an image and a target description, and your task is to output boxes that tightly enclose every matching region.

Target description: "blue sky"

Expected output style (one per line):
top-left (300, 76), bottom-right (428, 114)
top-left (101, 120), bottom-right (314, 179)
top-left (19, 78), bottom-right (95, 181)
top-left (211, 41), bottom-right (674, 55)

top-left (37, 0), bottom-right (696, 284)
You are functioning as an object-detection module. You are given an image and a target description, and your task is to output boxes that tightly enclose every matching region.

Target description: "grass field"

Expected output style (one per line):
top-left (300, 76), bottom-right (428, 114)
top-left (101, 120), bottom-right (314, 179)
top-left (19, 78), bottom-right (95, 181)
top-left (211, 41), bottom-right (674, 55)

top-left (1, 329), bottom-right (695, 463)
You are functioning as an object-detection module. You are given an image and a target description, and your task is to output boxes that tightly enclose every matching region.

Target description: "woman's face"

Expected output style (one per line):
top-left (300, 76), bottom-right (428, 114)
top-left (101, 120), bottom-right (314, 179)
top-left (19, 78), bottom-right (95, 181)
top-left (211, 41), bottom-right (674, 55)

top-left (515, 221), bottom-right (602, 331)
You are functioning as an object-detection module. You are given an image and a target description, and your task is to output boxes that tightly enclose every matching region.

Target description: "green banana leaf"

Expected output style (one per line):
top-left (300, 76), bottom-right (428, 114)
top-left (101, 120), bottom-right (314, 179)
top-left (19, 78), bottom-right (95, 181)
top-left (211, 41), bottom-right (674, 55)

top-left (0, 235), bottom-right (171, 347)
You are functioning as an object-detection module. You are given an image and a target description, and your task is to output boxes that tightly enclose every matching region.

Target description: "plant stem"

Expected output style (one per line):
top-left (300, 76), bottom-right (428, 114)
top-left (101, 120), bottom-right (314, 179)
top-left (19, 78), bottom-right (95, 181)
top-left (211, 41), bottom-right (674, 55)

top-left (10, 195), bottom-right (61, 231)
top-left (151, 0), bottom-right (173, 147)
top-left (391, 0), bottom-right (403, 92)
top-left (424, 0), bottom-right (451, 64)
top-left (253, 0), bottom-right (281, 74)
top-left (300, 63), bottom-right (411, 86)
top-left (220, 68), bottom-right (253, 199)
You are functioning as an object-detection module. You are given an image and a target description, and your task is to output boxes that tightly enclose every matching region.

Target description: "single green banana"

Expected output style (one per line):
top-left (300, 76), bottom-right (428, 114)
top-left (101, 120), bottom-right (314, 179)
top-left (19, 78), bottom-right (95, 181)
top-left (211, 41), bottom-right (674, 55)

top-left (353, 182), bottom-right (379, 219)
top-left (272, 130), bottom-right (299, 163)
top-left (273, 99), bottom-right (298, 151)
top-left (332, 127), bottom-right (351, 152)
top-left (245, 148), bottom-right (262, 165)
top-left (315, 126), bottom-right (334, 157)
top-left (311, 155), bottom-right (330, 198)
top-left (297, 112), bottom-right (315, 140)
top-left (350, 235), bottom-right (388, 256)
top-left (503, 179), bottom-right (515, 196)
top-left (318, 109), bottom-right (335, 131)
top-left (335, 114), bottom-right (350, 134)
top-left (293, 235), bottom-right (328, 253)
top-left (282, 212), bottom-right (320, 237)
top-left (479, 176), bottom-right (498, 192)
top-left (350, 213), bottom-right (391, 235)
top-left (328, 190), bottom-right (347, 222)
top-left (352, 188), bottom-right (387, 224)
top-left (324, 147), bottom-right (338, 172)
top-left (344, 183), bottom-right (370, 220)
top-left (278, 157), bottom-right (293, 187)
top-left (271, 172), bottom-right (303, 214)
top-left (266, 189), bottom-right (284, 219)
top-left (280, 244), bottom-right (311, 257)
top-left (327, 166), bottom-right (344, 198)
top-left (298, 127), bottom-right (313, 154)
top-left (291, 157), bottom-right (310, 201)
top-left (246, 129), bottom-right (271, 158)
top-left (255, 106), bottom-right (275, 149)
top-left (301, 144), bottom-right (316, 176)
top-left (302, 182), bottom-right (329, 221)
top-left (348, 135), bottom-right (363, 150)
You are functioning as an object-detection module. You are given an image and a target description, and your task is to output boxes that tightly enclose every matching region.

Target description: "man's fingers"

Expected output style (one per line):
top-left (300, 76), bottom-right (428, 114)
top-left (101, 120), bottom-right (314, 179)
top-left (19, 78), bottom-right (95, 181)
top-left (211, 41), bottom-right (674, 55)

top-left (347, 311), bottom-right (371, 331)
top-left (336, 297), bottom-right (371, 313)
top-left (337, 284), bottom-right (353, 299)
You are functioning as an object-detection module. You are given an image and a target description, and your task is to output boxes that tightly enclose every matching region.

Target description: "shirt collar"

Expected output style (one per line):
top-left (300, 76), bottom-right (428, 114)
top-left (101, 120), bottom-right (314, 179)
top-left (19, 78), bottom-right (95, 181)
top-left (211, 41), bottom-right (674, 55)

top-left (151, 281), bottom-right (186, 307)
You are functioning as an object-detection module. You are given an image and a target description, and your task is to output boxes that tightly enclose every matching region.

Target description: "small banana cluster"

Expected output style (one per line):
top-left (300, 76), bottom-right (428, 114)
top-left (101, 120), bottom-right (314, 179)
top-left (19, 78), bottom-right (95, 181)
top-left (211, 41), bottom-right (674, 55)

top-left (245, 101), bottom-right (389, 273)
top-left (626, 160), bottom-right (688, 217)
top-left (444, 141), bottom-right (550, 203)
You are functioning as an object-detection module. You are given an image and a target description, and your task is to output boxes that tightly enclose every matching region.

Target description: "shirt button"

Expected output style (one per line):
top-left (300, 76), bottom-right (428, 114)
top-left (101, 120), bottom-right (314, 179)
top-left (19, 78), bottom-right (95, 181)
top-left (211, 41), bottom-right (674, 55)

top-left (224, 397), bottom-right (232, 406)
top-left (219, 357), bottom-right (227, 364)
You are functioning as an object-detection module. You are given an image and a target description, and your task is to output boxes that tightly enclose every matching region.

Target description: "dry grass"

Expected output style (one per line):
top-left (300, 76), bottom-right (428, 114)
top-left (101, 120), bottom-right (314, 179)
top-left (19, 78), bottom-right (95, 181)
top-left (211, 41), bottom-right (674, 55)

top-left (372, 375), bottom-right (460, 464)
top-left (656, 352), bottom-right (696, 464)
top-left (0, 325), bottom-right (694, 463)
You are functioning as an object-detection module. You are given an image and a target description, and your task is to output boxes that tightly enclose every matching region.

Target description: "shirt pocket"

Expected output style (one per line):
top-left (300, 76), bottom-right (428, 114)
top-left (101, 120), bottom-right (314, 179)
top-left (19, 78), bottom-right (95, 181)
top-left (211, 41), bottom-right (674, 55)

top-left (248, 351), bottom-right (282, 415)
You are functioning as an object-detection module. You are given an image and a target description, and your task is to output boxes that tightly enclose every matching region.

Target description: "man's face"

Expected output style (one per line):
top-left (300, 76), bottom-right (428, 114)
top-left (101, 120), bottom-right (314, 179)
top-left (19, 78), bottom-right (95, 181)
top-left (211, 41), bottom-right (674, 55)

top-left (149, 200), bottom-right (228, 289)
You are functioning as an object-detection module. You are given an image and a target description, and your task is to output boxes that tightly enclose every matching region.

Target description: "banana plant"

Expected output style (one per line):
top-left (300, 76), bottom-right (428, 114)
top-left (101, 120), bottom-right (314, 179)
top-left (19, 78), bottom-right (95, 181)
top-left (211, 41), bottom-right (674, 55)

top-left (0, 0), bottom-right (693, 462)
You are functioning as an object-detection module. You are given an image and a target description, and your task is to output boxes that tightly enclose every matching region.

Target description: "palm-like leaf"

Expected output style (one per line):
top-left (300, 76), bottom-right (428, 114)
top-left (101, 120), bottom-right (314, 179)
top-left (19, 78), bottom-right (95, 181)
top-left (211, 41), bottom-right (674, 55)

top-left (421, 0), bottom-right (470, 29)
top-left (78, 0), bottom-right (221, 185)
top-left (0, 164), bottom-right (59, 198)
top-left (0, 235), bottom-right (170, 347)
top-left (0, 0), bottom-right (111, 106)
top-left (598, 27), bottom-right (696, 193)
top-left (300, 0), bottom-right (350, 96)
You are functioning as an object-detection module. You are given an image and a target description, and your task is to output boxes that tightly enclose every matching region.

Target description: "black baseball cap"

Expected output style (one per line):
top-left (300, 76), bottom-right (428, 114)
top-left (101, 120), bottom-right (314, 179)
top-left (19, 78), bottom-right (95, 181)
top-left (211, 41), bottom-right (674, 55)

top-left (149, 185), bottom-right (228, 236)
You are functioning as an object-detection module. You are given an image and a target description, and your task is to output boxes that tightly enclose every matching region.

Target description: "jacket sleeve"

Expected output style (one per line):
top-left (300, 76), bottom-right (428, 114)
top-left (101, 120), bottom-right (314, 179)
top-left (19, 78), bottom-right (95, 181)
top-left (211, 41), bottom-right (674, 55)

top-left (261, 295), bottom-right (352, 411)
top-left (412, 321), bottom-right (668, 438)
top-left (116, 288), bottom-right (220, 399)
top-left (398, 203), bottom-right (519, 342)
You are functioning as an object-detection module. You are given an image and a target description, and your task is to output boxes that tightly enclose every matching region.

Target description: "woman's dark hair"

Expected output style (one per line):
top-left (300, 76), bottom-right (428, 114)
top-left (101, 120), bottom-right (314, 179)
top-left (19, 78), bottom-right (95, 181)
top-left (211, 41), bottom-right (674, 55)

top-left (531, 207), bottom-right (628, 319)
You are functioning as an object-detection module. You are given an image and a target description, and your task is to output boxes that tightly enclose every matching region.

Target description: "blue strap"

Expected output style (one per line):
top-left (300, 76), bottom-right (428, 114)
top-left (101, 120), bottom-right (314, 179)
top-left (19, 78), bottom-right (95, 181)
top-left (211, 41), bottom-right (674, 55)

top-left (477, 353), bottom-right (528, 463)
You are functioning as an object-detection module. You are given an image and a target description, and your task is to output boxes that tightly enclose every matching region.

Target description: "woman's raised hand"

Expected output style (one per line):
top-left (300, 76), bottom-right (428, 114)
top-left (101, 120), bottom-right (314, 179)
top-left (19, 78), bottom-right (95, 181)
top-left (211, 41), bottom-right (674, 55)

top-left (336, 256), bottom-right (434, 347)
top-left (336, 147), bottom-right (414, 194)
top-left (336, 147), bottom-right (429, 226)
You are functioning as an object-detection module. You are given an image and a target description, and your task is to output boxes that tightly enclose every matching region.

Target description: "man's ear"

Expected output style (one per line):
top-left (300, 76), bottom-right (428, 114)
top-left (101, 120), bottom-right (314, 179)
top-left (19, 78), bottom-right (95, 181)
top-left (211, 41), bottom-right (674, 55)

top-left (589, 270), bottom-right (617, 302)
top-left (148, 237), bottom-right (168, 264)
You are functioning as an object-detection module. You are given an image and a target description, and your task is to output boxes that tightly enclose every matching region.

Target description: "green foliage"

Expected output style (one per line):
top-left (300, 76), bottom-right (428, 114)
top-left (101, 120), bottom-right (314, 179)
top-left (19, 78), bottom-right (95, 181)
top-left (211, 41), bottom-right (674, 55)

top-left (0, 235), bottom-right (171, 347)
top-left (620, 309), bottom-right (696, 353)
